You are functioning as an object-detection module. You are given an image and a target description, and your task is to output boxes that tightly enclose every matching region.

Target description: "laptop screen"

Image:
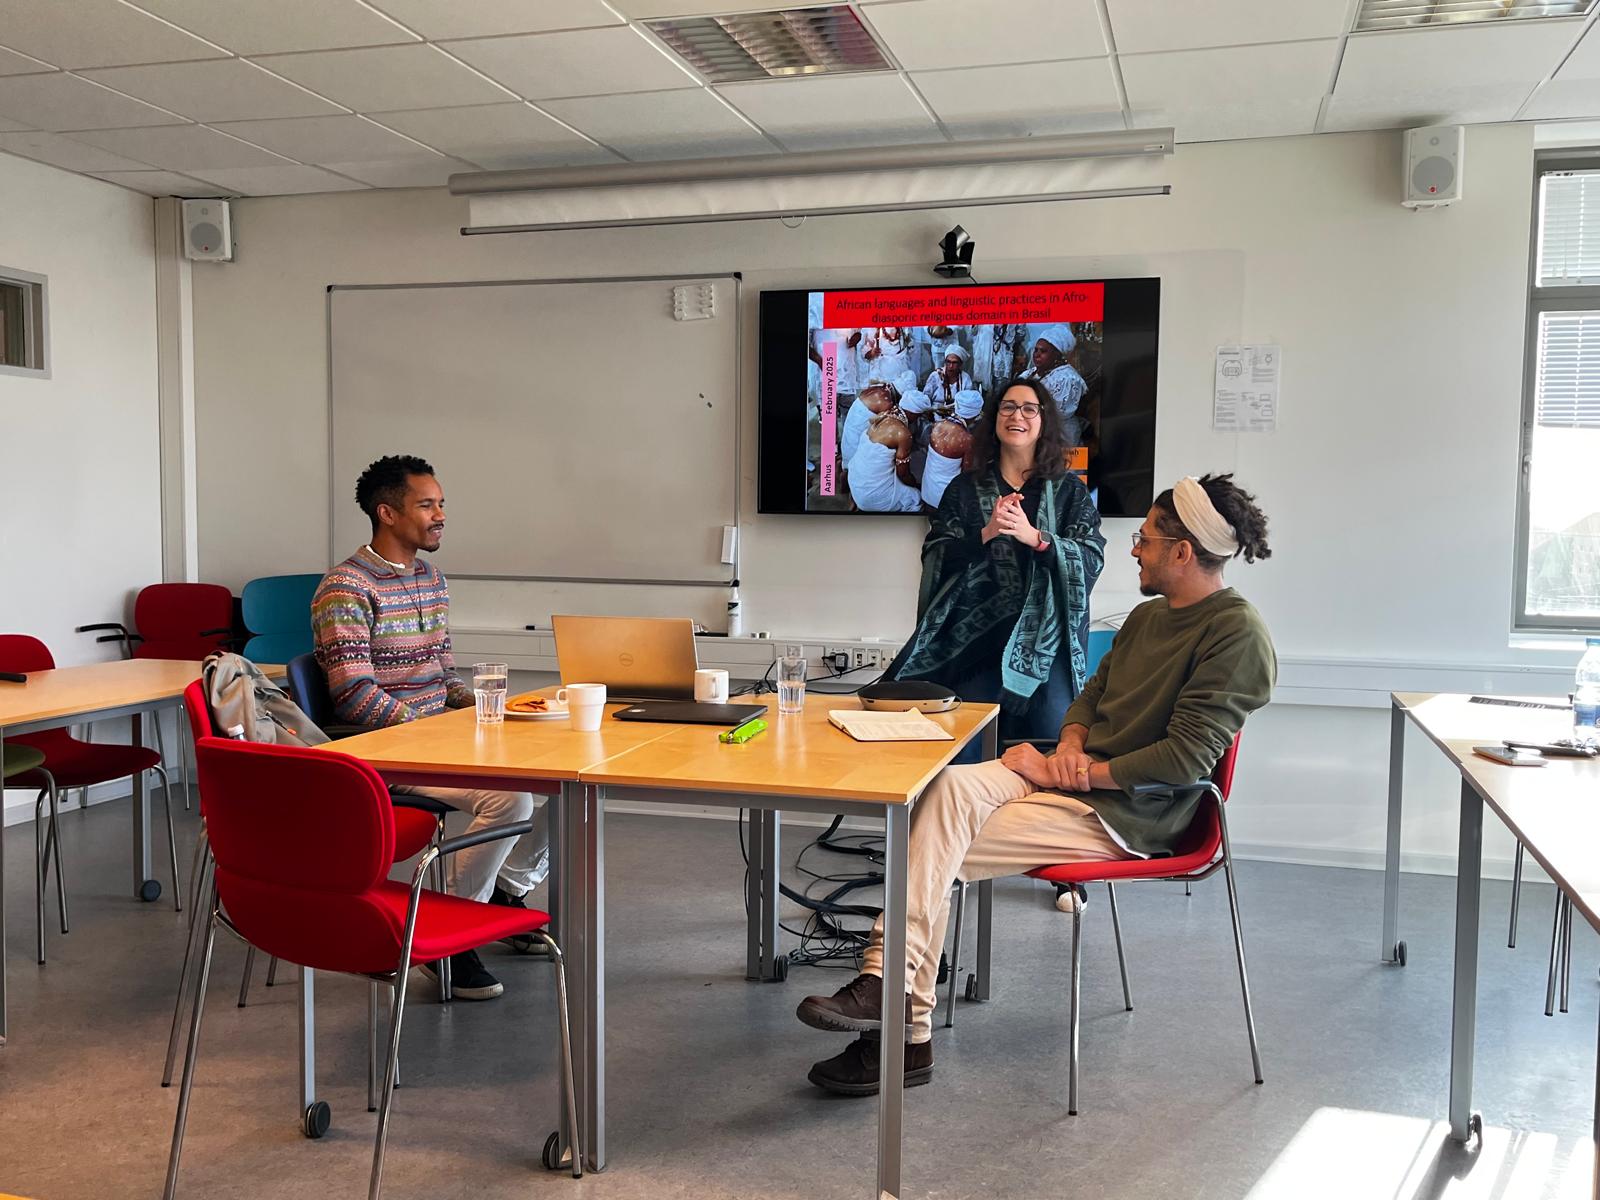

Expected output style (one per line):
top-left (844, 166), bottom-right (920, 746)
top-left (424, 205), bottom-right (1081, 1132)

top-left (551, 614), bottom-right (699, 701)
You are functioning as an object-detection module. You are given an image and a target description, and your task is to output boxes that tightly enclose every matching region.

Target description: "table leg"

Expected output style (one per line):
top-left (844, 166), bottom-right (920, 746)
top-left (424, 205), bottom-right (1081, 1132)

top-left (561, 782), bottom-right (605, 1173)
top-left (878, 802), bottom-right (909, 1200)
top-left (761, 810), bottom-right (781, 981)
top-left (131, 712), bottom-right (154, 900)
top-left (1, 727), bottom-right (8, 1046)
top-left (745, 808), bottom-right (764, 981)
top-left (972, 717), bottom-right (998, 1002)
top-left (1383, 699), bottom-right (1406, 965)
top-left (1448, 777), bottom-right (1483, 1143)
top-left (1591, 999), bottom-right (1599, 1200)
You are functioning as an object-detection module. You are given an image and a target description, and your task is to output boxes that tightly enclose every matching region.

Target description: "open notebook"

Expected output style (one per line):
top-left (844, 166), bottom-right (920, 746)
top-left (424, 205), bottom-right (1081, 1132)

top-left (828, 708), bottom-right (955, 742)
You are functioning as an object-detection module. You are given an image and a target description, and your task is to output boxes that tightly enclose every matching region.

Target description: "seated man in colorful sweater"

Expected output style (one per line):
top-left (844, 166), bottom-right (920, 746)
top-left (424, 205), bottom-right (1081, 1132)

top-left (312, 454), bottom-right (549, 1001)
top-left (795, 473), bottom-right (1278, 1093)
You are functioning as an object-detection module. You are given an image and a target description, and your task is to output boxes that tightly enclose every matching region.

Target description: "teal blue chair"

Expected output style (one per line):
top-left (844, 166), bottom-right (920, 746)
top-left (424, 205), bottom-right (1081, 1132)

top-left (1086, 628), bottom-right (1114, 677)
top-left (240, 574), bottom-right (320, 663)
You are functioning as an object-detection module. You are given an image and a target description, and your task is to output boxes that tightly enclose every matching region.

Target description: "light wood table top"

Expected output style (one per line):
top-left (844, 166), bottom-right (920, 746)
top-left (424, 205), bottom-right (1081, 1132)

top-left (581, 693), bottom-right (999, 805)
top-left (329, 702), bottom-right (688, 783)
top-left (0, 659), bottom-right (208, 730)
top-left (1395, 691), bottom-right (1600, 936)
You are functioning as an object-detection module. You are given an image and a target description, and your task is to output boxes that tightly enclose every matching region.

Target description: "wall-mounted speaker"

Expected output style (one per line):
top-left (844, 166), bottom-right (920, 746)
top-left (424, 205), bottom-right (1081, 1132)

top-left (181, 199), bottom-right (233, 261)
top-left (1403, 126), bottom-right (1463, 210)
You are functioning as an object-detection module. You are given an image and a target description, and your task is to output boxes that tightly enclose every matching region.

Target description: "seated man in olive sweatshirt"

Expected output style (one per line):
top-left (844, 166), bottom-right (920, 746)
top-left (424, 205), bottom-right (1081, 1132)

top-left (797, 472), bottom-right (1277, 1095)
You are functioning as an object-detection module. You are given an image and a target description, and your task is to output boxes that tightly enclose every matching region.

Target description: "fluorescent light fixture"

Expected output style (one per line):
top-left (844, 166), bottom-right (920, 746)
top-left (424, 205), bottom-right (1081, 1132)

top-left (1355, 0), bottom-right (1594, 30)
top-left (646, 6), bottom-right (890, 84)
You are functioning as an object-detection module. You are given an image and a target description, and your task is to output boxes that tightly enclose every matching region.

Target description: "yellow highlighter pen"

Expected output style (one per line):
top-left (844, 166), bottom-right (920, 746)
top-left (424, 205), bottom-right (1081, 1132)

top-left (719, 717), bottom-right (768, 744)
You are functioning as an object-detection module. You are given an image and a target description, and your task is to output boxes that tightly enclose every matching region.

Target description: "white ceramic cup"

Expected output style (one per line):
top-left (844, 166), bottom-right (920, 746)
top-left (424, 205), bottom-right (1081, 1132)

top-left (557, 683), bottom-right (607, 732)
top-left (694, 668), bottom-right (730, 704)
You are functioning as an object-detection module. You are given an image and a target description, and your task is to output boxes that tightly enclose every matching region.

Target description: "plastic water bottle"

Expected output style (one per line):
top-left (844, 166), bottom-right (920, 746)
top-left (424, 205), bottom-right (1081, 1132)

top-left (726, 581), bottom-right (743, 638)
top-left (1574, 637), bottom-right (1600, 746)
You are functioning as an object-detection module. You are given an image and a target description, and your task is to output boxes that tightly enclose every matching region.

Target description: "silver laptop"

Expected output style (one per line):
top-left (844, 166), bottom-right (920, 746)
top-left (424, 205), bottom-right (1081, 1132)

top-left (551, 614), bottom-right (700, 702)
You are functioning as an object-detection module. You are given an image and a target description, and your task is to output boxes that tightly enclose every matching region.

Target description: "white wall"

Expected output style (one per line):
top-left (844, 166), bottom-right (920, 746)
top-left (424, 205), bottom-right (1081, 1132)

top-left (188, 124), bottom-right (1574, 877)
top-left (1, 154), bottom-right (162, 823)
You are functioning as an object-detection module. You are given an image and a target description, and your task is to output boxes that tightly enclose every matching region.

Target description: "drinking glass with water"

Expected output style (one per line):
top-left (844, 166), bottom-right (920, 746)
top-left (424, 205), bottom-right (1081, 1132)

top-left (473, 661), bottom-right (508, 725)
top-left (778, 655), bottom-right (807, 715)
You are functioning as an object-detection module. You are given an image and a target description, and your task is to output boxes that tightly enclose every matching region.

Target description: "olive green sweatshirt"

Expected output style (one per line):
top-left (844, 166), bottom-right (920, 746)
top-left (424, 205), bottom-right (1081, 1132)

top-left (1061, 588), bottom-right (1276, 856)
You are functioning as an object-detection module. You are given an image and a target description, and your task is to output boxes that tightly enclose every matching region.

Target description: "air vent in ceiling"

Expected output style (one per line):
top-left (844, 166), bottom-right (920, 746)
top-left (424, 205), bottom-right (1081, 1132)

top-left (1355, 0), bottom-right (1595, 30)
top-left (645, 6), bottom-right (892, 84)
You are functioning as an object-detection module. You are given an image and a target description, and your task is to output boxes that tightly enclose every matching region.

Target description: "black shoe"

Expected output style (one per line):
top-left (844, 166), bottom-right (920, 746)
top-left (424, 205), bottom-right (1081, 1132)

top-left (796, 972), bottom-right (912, 1034)
top-left (807, 1035), bottom-right (934, 1097)
top-left (490, 884), bottom-right (547, 955)
top-left (419, 948), bottom-right (503, 1000)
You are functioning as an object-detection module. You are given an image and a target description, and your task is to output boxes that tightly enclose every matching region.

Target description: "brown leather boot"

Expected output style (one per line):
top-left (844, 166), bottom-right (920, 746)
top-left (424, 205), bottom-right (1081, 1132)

top-left (795, 972), bottom-right (913, 1033)
top-left (807, 1035), bottom-right (934, 1096)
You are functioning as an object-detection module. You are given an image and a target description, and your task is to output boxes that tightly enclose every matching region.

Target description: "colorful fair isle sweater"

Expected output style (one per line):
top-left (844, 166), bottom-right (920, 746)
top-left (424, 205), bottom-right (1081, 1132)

top-left (311, 546), bottom-right (474, 728)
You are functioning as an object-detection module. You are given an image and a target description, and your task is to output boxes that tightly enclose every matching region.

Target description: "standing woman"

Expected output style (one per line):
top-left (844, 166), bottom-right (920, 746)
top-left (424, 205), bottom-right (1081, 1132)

top-left (889, 377), bottom-right (1104, 748)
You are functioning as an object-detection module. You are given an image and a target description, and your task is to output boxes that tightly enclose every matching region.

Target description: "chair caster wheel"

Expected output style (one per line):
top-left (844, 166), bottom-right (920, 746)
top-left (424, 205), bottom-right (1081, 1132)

top-left (964, 973), bottom-right (979, 1002)
top-left (770, 957), bottom-right (788, 982)
top-left (1468, 1112), bottom-right (1483, 1144)
top-left (302, 1100), bottom-right (331, 1139)
top-left (1394, 941), bottom-right (1407, 967)
top-left (139, 879), bottom-right (162, 902)
top-left (542, 1130), bottom-right (566, 1171)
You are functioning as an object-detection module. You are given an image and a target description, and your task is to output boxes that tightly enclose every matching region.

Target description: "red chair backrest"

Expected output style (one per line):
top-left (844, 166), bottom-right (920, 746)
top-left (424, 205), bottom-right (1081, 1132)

top-left (0, 634), bottom-right (55, 674)
top-left (1211, 733), bottom-right (1241, 801)
top-left (182, 679), bottom-right (216, 741)
top-left (195, 738), bottom-right (404, 973)
top-left (133, 583), bottom-right (234, 660)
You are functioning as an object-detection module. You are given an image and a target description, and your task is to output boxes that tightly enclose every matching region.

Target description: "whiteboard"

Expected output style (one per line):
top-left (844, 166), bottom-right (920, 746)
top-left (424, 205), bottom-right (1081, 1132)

top-left (329, 275), bottom-right (739, 583)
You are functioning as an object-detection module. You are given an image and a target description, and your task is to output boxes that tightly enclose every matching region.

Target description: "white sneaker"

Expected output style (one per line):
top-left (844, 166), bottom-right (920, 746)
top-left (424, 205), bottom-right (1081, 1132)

top-left (1054, 883), bottom-right (1089, 914)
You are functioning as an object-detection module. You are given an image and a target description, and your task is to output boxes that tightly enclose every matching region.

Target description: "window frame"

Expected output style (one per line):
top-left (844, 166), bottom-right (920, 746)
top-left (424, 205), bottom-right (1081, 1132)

top-left (0, 264), bottom-right (50, 380)
top-left (1516, 152), bottom-right (1600, 635)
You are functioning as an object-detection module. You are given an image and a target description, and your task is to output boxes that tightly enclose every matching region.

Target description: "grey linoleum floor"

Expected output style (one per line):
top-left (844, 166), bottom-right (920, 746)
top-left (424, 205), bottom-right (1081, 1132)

top-left (0, 791), bottom-right (1595, 1200)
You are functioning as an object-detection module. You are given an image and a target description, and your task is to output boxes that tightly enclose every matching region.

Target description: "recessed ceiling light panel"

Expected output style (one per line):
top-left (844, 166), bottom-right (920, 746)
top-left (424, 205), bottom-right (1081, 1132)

top-left (1355, 0), bottom-right (1595, 31)
top-left (646, 6), bottom-right (892, 84)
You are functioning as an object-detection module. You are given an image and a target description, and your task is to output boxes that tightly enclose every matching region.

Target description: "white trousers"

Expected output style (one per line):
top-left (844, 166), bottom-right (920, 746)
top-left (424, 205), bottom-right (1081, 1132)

top-left (393, 785), bottom-right (549, 903)
top-left (860, 760), bottom-right (1132, 1042)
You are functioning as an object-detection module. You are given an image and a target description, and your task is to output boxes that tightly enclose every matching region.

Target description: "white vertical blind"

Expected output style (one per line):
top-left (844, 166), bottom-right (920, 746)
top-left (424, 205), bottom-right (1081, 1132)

top-left (1537, 169), bottom-right (1600, 285)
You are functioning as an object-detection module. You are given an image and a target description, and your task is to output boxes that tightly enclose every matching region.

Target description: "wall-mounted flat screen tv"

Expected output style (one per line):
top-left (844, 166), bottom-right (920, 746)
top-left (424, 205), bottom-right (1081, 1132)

top-left (757, 278), bottom-right (1160, 517)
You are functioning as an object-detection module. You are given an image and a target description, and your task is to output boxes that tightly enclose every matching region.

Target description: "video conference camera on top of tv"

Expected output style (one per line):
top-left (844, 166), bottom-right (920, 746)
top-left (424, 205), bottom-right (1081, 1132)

top-left (935, 225), bottom-right (975, 278)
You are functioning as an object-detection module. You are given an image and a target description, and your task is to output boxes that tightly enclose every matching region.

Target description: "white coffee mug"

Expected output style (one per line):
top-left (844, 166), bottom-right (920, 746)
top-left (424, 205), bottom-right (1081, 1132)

top-left (557, 683), bottom-right (607, 732)
top-left (694, 668), bottom-right (730, 705)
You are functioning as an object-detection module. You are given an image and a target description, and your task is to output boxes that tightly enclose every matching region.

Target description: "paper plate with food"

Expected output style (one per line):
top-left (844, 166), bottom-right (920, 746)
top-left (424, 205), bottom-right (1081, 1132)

top-left (505, 692), bottom-right (567, 721)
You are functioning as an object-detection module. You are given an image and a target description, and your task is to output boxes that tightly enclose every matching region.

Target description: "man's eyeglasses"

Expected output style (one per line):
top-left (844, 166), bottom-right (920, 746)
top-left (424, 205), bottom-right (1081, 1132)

top-left (1131, 533), bottom-right (1182, 549)
top-left (997, 402), bottom-right (1041, 419)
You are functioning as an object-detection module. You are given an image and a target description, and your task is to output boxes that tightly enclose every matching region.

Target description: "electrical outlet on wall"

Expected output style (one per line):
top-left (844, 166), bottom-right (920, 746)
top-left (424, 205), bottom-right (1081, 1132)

top-left (851, 647), bottom-right (885, 671)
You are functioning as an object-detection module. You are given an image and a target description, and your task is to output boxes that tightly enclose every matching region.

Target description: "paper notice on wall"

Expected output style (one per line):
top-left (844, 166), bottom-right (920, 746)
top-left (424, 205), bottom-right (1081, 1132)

top-left (1213, 345), bottom-right (1280, 433)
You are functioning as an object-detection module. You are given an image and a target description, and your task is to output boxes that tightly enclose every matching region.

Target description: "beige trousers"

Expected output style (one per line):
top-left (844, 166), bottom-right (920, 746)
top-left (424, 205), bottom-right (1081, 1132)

top-left (860, 760), bottom-right (1131, 1042)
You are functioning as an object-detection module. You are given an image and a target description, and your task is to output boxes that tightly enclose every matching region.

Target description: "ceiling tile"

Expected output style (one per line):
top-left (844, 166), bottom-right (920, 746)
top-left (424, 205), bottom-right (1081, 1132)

top-left (254, 44), bottom-right (517, 112)
top-left (911, 59), bottom-right (1123, 139)
top-left (541, 89), bottom-right (774, 160)
top-left (718, 73), bottom-right (941, 150)
top-left (71, 124), bottom-right (292, 170)
top-left (0, 73), bottom-right (187, 131)
top-left (320, 157), bottom-right (473, 187)
top-left (1336, 21), bottom-right (1582, 95)
top-left (364, 0), bottom-right (622, 40)
top-left (443, 27), bottom-right (698, 100)
top-left (1130, 97), bottom-right (1324, 143)
top-left (212, 114), bottom-right (440, 162)
top-left (131, 0), bottom-right (418, 55)
top-left (1121, 41), bottom-right (1339, 109)
top-left (1322, 83), bottom-right (1533, 130)
top-left (0, 45), bottom-right (54, 75)
top-left (79, 60), bottom-right (347, 123)
top-left (0, 0), bottom-right (223, 68)
top-left (89, 168), bottom-right (223, 196)
top-left (863, 0), bottom-right (1106, 71)
top-left (606, 0), bottom-right (780, 15)
top-left (369, 103), bottom-right (619, 166)
top-left (198, 164), bottom-right (370, 195)
top-left (0, 129), bottom-right (156, 171)
top-left (1106, 0), bottom-right (1350, 54)
top-left (1552, 19), bottom-right (1600, 80)
top-left (1523, 77), bottom-right (1600, 118)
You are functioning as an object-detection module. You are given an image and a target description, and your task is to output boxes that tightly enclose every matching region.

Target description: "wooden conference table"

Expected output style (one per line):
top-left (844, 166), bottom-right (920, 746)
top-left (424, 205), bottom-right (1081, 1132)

top-left (0, 658), bottom-right (209, 1044)
top-left (1383, 692), bottom-right (1600, 1194)
top-left (335, 692), bottom-right (999, 1199)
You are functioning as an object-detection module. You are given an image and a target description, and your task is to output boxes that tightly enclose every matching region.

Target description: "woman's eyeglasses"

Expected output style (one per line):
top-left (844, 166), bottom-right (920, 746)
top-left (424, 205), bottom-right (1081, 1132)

top-left (997, 402), bottom-right (1041, 419)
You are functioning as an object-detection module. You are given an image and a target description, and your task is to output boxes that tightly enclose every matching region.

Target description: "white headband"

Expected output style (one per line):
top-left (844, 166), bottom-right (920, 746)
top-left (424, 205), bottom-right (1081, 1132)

top-left (1172, 477), bottom-right (1238, 558)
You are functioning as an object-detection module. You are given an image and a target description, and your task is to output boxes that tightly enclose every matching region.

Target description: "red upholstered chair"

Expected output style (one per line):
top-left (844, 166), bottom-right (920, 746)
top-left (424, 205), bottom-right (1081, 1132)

top-left (162, 682), bottom-right (442, 1088)
top-left (79, 583), bottom-right (236, 662)
top-left (164, 738), bottom-right (580, 1199)
top-left (944, 735), bottom-right (1258, 1116)
top-left (0, 634), bottom-right (180, 963)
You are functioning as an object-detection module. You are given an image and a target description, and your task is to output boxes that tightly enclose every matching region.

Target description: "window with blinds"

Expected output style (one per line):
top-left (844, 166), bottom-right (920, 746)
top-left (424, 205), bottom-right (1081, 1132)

top-left (1519, 159), bottom-right (1600, 629)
